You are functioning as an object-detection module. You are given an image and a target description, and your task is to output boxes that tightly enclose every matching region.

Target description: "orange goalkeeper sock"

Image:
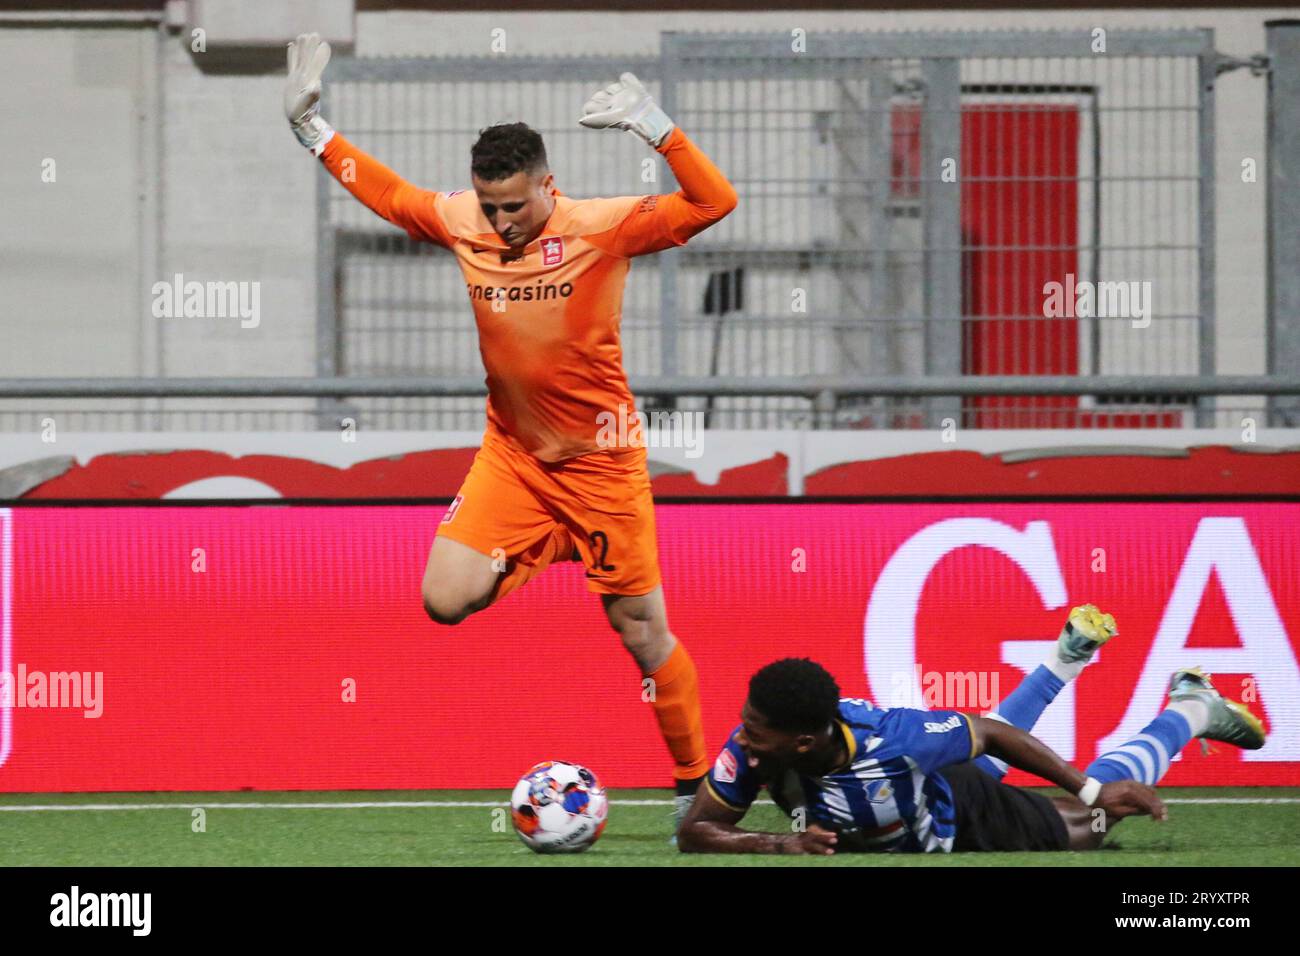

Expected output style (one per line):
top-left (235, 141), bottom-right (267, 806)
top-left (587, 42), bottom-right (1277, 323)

top-left (647, 640), bottom-right (709, 783)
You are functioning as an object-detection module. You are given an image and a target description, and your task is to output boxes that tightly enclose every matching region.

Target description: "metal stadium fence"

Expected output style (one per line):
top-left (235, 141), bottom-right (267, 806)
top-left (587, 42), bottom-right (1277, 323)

top-left (2, 25), bottom-right (1298, 432)
top-left (315, 28), bottom-right (1228, 432)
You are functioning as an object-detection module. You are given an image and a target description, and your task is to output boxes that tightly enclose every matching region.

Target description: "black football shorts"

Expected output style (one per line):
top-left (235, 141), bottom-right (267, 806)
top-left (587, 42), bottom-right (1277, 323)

top-left (941, 761), bottom-right (1071, 852)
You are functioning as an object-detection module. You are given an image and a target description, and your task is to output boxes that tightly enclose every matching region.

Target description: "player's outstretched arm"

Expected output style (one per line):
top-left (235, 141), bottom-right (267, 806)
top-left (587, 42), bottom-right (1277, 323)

top-left (971, 716), bottom-right (1168, 823)
top-left (580, 73), bottom-right (738, 255)
top-left (677, 785), bottom-right (838, 855)
top-left (283, 33), bottom-right (452, 246)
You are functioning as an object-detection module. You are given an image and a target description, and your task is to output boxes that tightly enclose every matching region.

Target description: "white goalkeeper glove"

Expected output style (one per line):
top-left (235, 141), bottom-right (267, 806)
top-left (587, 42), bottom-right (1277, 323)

top-left (285, 32), bottom-right (335, 154)
top-left (579, 72), bottom-right (675, 148)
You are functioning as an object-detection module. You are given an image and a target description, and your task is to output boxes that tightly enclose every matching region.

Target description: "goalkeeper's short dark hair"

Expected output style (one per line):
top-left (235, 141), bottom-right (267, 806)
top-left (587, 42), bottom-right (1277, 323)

top-left (471, 122), bottom-right (549, 181)
top-left (748, 658), bottom-right (841, 734)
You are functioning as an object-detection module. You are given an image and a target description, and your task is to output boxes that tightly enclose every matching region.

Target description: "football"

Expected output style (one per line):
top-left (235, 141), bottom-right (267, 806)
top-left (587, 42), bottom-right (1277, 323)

top-left (509, 760), bottom-right (609, 854)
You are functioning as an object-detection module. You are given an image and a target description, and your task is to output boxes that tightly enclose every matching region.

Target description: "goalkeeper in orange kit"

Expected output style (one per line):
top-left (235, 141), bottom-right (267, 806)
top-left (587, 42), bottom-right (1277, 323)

top-left (284, 34), bottom-right (738, 827)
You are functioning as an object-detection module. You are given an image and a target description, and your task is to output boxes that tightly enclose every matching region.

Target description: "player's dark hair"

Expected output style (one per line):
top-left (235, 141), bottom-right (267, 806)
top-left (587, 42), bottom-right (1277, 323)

top-left (471, 122), bottom-right (549, 181)
top-left (747, 658), bottom-right (841, 734)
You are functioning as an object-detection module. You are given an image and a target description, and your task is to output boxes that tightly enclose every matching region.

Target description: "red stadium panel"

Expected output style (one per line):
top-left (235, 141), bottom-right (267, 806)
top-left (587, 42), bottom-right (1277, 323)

top-left (893, 100), bottom-right (1151, 428)
top-left (1, 503), bottom-right (1296, 792)
top-left (962, 104), bottom-right (1081, 427)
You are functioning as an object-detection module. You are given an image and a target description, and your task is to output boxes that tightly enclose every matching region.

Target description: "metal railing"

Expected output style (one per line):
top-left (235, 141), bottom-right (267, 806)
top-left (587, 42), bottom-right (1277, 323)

top-left (0, 375), bottom-right (1294, 432)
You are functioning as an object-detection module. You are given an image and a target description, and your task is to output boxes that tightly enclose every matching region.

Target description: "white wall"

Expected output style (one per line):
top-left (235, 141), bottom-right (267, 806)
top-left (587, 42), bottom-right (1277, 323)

top-left (0, 27), bottom-right (156, 377)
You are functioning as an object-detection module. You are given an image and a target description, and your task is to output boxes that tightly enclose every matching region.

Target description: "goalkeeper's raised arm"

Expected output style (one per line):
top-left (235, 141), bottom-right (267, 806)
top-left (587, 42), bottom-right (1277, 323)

top-left (580, 72), bottom-right (738, 256)
top-left (283, 33), bottom-right (452, 246)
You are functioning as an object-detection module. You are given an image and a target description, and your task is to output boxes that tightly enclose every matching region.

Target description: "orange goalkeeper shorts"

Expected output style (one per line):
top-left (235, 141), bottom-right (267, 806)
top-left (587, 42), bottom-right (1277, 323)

top-left (435, 420), bottom-right (662, 596)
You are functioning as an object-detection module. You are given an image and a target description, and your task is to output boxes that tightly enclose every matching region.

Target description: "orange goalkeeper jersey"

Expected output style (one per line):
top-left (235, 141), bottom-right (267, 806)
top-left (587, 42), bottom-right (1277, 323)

top-left (319, 128), bottom-right (737, 462)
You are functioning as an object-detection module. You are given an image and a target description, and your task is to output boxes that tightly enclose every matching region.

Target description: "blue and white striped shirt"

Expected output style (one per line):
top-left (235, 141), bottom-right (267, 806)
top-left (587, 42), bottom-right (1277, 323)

top-left (706, 698), bottom-right (977, 853)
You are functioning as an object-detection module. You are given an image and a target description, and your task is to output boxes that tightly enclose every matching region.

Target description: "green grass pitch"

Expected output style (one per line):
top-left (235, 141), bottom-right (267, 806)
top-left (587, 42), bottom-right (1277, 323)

top-left (1, 788), bottom-right (1296, 866)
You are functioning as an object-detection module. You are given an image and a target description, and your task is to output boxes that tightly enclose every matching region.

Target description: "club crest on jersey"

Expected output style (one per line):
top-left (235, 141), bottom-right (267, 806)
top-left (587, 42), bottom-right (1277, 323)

top-left (541, 237), bottom-right (564, 266)
top-left (714, 748), bottom-right (738, 783)
top-left (865, 779), bottom-right (894, 804)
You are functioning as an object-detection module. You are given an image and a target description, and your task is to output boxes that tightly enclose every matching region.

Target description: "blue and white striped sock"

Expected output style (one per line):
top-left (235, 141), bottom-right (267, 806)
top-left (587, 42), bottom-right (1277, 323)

top-left (1085, 710), bottom-right (1193, 785)
top-left (973, 664), bottom-right (1065, 780)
